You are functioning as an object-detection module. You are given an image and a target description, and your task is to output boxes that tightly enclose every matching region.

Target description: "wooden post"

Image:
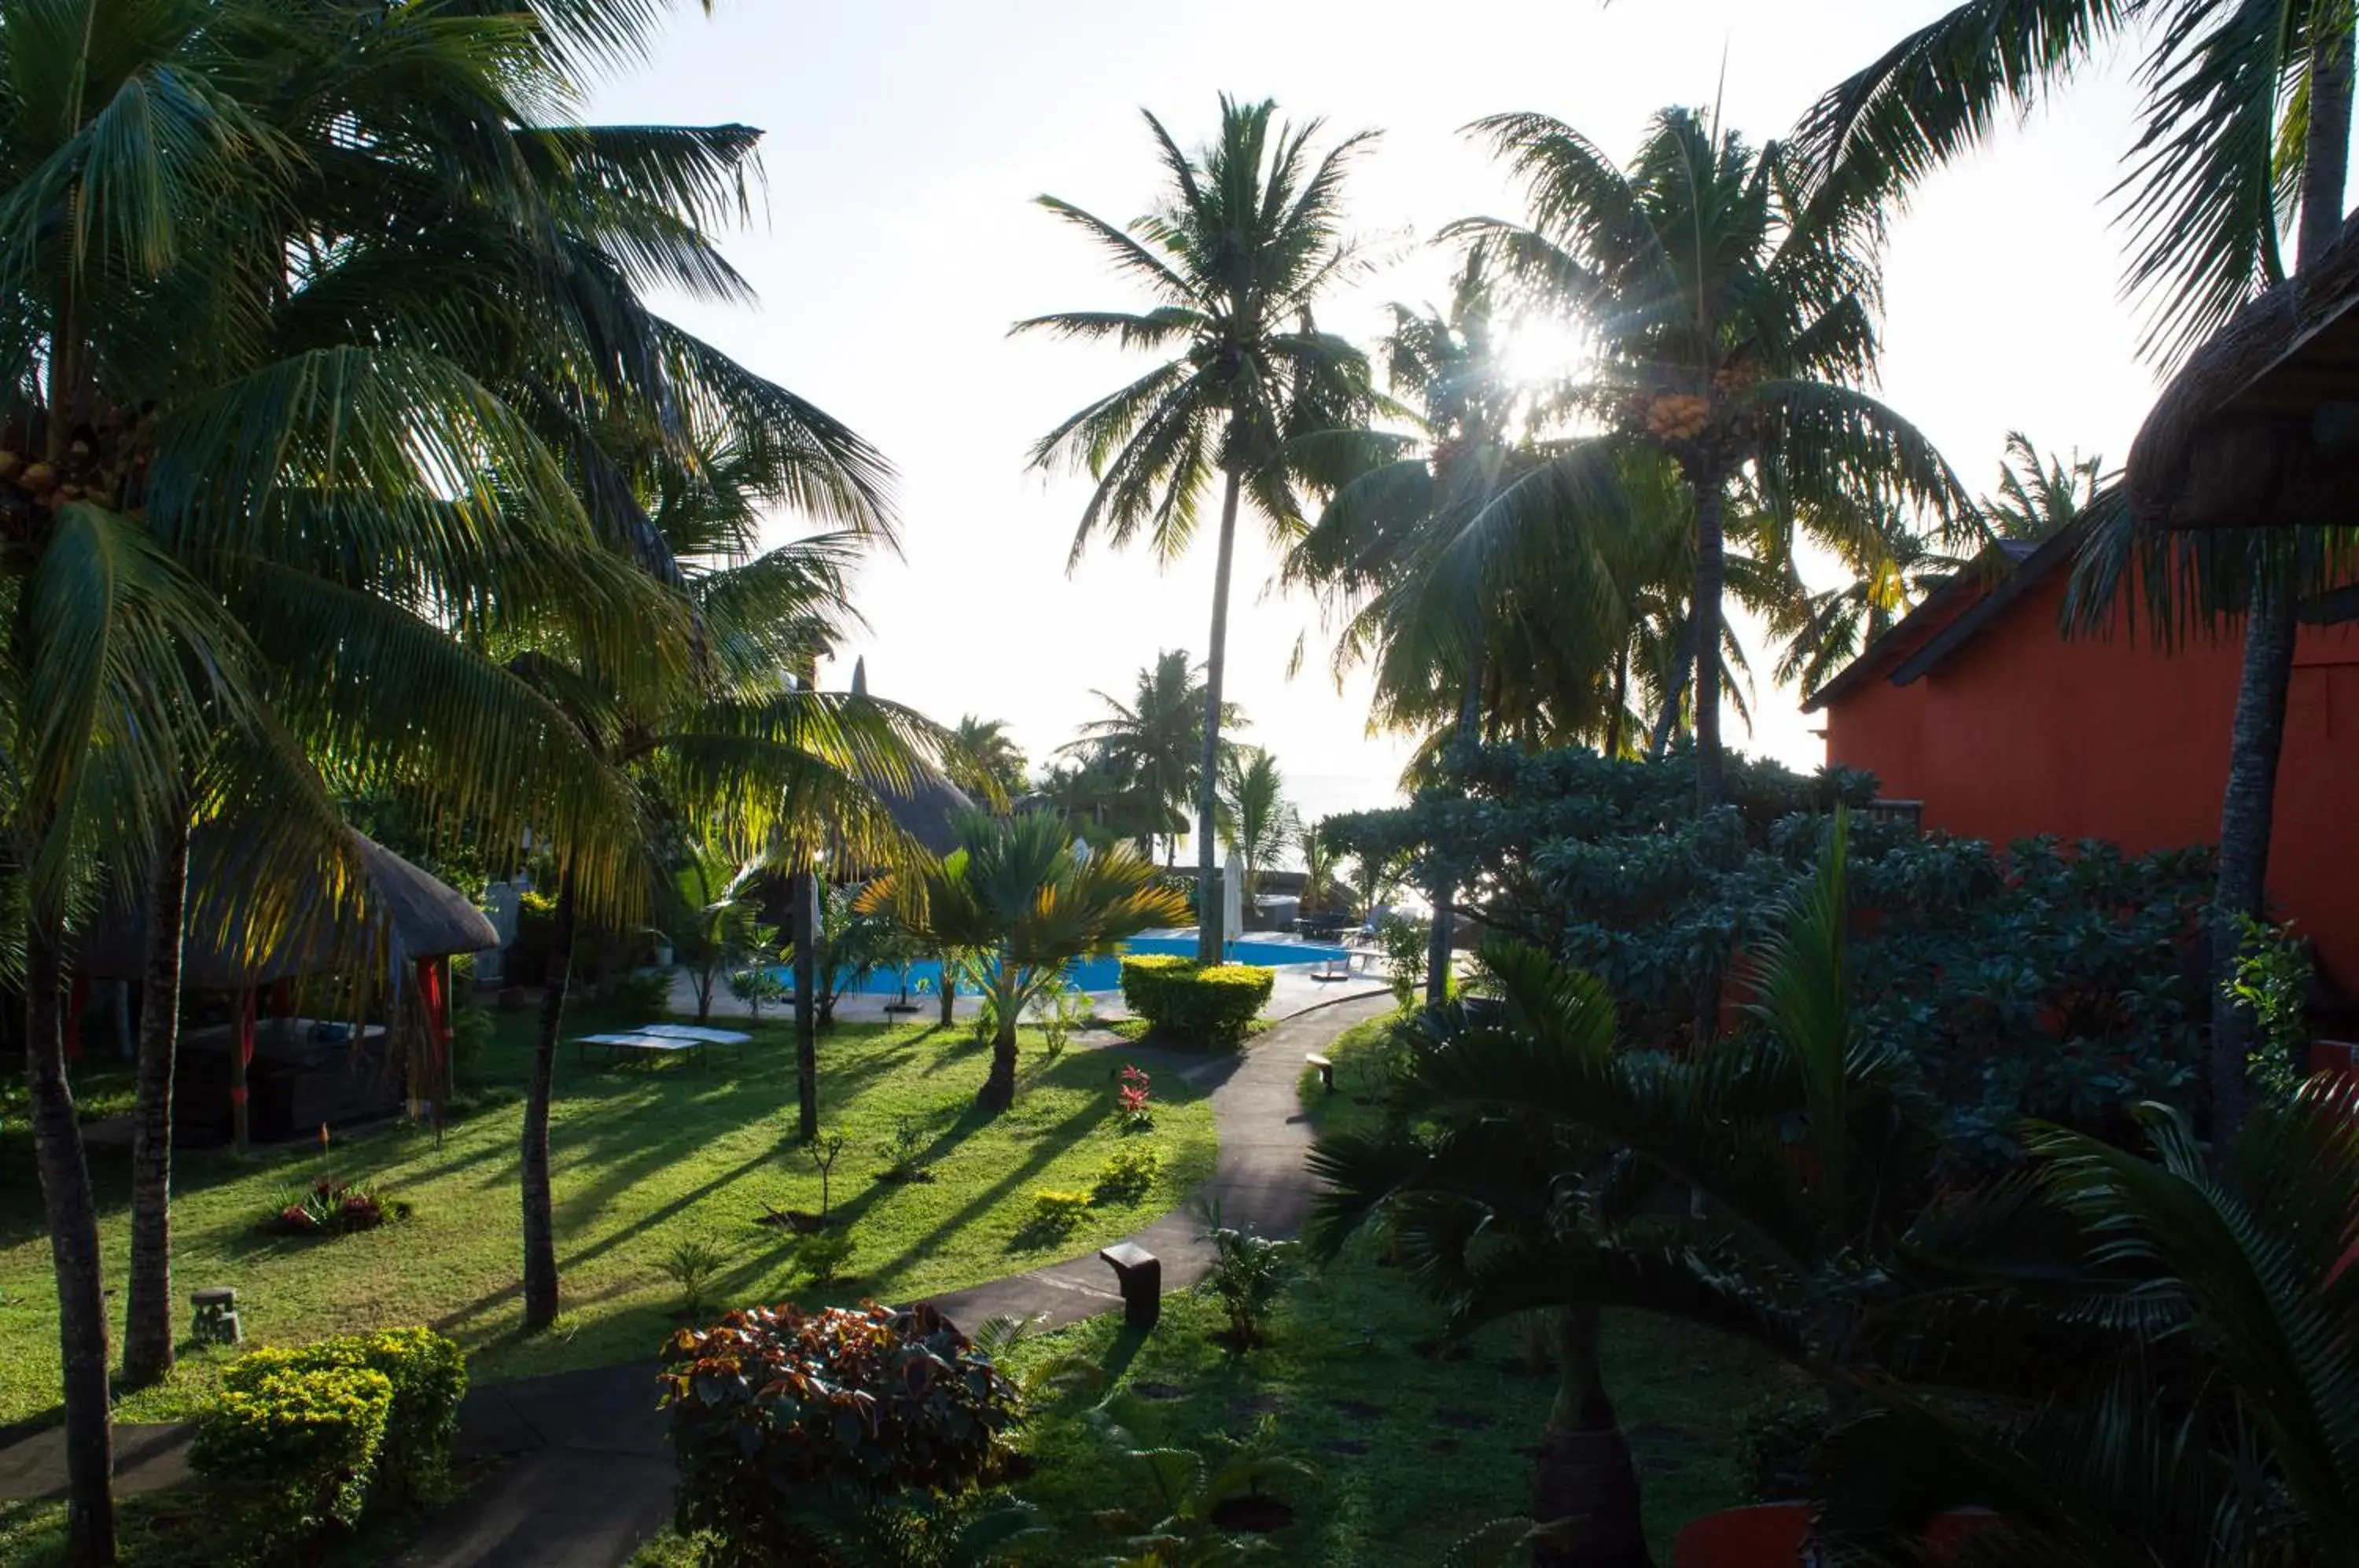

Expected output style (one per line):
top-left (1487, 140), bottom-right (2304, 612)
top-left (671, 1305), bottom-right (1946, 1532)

top-left (231, 988), bottom-right (256, 1154)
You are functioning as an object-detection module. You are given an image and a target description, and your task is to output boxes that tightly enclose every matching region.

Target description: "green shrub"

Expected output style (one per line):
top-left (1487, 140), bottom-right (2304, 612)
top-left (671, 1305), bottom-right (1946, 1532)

top-left (1738, 1390), bottom-right (1831, 1502)
top-left (217, 1327), bottom-right (468, 1509)
top-left (1091, 1145), bottom-right (1160, 1204)
top-left (192, 1364), bottom-right (394, 1553)
top-left (610, 966), bottom-right (677, 1016)
top-left (1118, 956), bottom-right (1272, 1046)
top-left (659, 1302), bottom-right (1020, 1566)
top-left (1027, 1188), bottom-right (1091, 1233)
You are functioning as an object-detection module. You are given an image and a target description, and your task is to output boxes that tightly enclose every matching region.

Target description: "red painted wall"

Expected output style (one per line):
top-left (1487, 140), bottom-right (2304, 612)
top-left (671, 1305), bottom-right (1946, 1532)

top-left (1824, 572), bottom-right (2359, 990)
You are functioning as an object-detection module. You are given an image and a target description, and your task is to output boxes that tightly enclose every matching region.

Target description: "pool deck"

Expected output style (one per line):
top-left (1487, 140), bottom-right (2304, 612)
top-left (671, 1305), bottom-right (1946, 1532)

top-left (665, 929), bottom-right (1382, 1026)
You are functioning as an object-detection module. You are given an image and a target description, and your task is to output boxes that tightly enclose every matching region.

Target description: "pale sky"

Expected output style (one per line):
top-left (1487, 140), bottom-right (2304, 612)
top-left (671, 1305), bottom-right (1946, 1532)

top-left (587, 1), bottom-right (2165, 841)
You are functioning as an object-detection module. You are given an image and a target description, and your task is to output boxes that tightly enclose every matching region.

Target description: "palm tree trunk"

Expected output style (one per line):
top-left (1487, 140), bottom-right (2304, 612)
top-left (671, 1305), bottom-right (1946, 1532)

top-left (123, 811), bottom-right (191, 1388)
top-left (937, 962), bottom-right (957, 1027)
top-left (1196, 464), bottom-right (1246, 964)
top-left (1426, 655), bottom-right (1485, 1008)
top-left (2209, 28), bottom-right (2352, 1146)
top-left (1646, 621), bottom-right (1695, 762)
top-left (1531, 1305), bottom-right (1649, 1568)
top-left (1690, 467), bottom-right (1728, 808)
top-left (793, 870), bottom-right (819, 1143)
top-left (1606, 646), bottom-right (1629, 759)
top-left (26, 923), bottom-right (117, 1567)
top-left (975, 968), bottom-right (1020, 1113)
top-left (521, 874), bottom-right (576, 1333)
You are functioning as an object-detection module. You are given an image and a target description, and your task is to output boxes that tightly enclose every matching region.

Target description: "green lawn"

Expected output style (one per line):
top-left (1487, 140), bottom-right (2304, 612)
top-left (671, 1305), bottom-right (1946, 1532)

top-left (995, 1245), bottom-right (1788, 1565)
top-left (0, 1007), bottom-right (1214, 1427)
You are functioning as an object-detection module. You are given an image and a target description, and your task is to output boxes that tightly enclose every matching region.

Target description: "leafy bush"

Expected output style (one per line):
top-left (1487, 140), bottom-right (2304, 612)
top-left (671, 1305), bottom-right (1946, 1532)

top-left (1091, 1145), bottom-right (1160, 1204)
top-left (192, 1364), bottom-right (393, 1554)
top-left (1027, 978), bottom-right (1093, 1061)
top-left (877, 1115), bottom-right (937, 1183)
top-left (661, 1238), bottom-right (731, 1317)
top-left (215, 1327), bottom-right (467, 1510)
top-left (659, 1302), bottom-right (1020, 1566)
top-left (727, 966), bottom-right (788, 1021)
top-left (1737, 1390), bottom-right (1831, 1502)
top-left (1118, 956), bottom-right (1272, 1047)
top-left (261, 1176), bottom-right (410, 1237)
top-left (1330, 743), bottom-right (2215, 1169)
top-left (1375, 913), bottom-right (1430, 1010)
top-left (1025, 1189), bottom-right (1091, 1235)
top-left (609, 966), bottom-right (677, 1017)
top-left (1200, 1212), bottom-right (1294, 1347)
top-left (794, 1228), bottom-right (856, 1286)
top-left (2224, 912), bottom-right (2314, 1103)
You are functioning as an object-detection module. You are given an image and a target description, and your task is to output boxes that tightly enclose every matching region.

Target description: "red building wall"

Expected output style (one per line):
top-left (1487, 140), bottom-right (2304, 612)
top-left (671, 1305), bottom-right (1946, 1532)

top-left (1824, 573), bottom-right (2359, 990)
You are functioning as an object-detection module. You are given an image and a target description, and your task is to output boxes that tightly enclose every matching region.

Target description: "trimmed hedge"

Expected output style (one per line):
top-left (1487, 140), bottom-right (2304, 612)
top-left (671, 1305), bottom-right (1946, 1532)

top-left (219, 1326), bottom-right (467, 1507)
top-left (191, 1364), bottom-right (393, 1552)
top-left (1119, 955), bottom-right (1274, 1046)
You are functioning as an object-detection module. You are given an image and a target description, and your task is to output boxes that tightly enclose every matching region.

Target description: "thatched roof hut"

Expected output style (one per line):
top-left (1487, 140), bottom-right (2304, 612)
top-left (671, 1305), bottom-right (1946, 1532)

top-left (75, 829), bottom-right (495, 990)
top-left (2128, 214), bottom-right (2359, 532)
top-left (880, 767), bottom-right (975, 859)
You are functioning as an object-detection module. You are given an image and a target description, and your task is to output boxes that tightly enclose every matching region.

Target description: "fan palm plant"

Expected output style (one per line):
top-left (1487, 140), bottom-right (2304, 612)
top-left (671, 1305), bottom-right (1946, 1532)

top-left (1801, 0), bottom-right (2359, 1140)
top-left (1456, 107), bottom-right (1972, 808)
top-left (1020, 94), bottom-right (1376, 962)
top-left (863, 812), bottom-right (1190, 1113)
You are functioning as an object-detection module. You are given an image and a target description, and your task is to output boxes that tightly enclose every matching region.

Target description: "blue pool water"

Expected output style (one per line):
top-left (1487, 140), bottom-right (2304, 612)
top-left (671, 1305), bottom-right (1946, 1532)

top-left (776, 933), bottom-right (1349, 997)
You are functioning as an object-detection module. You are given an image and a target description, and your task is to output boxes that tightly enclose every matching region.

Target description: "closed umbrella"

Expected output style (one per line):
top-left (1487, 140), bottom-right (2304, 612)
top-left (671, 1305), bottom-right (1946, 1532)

top-left (1222, 848), bottom-right (1245, 956)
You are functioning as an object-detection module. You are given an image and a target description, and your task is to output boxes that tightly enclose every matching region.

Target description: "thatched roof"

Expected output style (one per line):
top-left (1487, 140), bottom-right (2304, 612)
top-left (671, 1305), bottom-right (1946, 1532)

top-left (75, 829), bottom-right (496, 990)
top-left (2129, 212), bottom-right (2359, 531)
top-left (881, 767), bottom-right (975, 858)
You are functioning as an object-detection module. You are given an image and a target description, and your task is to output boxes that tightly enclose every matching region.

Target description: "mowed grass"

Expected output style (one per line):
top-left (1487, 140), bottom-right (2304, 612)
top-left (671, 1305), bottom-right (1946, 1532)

top-left (995, 1246), bottom-right (1790, 1565)
top-left (0, 1006), bottom-right (1214, 1427)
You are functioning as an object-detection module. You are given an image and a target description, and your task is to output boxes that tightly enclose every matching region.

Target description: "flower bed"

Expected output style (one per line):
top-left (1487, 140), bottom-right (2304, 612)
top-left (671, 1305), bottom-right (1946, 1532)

top-left (262, 1178), bottom-right (412, 1238)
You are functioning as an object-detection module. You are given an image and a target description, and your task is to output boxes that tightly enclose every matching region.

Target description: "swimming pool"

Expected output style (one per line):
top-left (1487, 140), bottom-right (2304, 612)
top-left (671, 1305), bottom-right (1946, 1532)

top-left (775, 933), bottom-right (1351, 997)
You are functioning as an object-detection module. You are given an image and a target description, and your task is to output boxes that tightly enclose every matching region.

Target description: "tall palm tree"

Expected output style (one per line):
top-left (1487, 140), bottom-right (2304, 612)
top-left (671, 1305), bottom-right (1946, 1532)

top-left (864, 812), bottom-right (1189, 1113)
top-left (1020, 95), bottom-right (1376, 963)
top-left (1802, 0), bottom-right (2357, 1139)
top-left (0, 3), bottom-right (662, 1551)
top-left (1214, 746), bottom-right (1298, 907)
top-left (1459, 108), bottom-right (1972, 808)
top-left (1065, 650), bottom-right (1238, 866)
top-left (950, 716), bottom-right (1029, 803)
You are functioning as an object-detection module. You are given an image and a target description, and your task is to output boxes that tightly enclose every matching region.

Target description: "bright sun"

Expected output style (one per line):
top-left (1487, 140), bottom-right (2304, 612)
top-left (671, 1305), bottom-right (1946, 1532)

top-left (1496, 312), bottom-right (1593, 392)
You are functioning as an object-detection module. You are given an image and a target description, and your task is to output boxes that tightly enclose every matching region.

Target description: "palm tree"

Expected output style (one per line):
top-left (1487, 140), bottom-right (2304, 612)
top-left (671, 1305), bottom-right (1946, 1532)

top-left (1459, 108), bottom-right (1972, 808)
top-left (863, 812), bottom-right (1189, 1113)
top-left (1298, 816), bottom-right (1342, 919)
top-left (664, 841), bottom-right (771, 1024)
top-left (1985, 432), bottom-right (2103, 541)
top-left (1801, 0), bottom-right (2357, 1140)
top-left (1214, 746), bottom-right (1298, 908)
top-left (1020, 95), bottom-right (1376, 963)
top-left (1065, 650), bottom-right (1238, 866)
top-left (951, 716), bottom-right (1029, 803)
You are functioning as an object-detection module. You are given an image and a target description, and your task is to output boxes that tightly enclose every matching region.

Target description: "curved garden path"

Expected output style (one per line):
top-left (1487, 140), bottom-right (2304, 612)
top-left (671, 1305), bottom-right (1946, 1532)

top-left (379, 986), bottom-right (1395, 1568)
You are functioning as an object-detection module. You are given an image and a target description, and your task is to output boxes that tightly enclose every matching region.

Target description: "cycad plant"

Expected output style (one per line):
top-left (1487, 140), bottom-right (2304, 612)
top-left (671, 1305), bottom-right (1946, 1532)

top-left (1458, 106), bottom-right (1971, 806)
top-left (863, 812), bottom-right (1188, 1113)
top-left (1021, 94), bottom-right (1376, 961)
top-left (1816, 1076), bottom-right (2359, 1567)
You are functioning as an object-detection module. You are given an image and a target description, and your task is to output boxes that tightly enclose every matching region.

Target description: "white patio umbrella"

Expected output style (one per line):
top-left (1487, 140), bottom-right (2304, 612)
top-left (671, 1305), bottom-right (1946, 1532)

top-left (1222, 848), bottom-right (1245, 955)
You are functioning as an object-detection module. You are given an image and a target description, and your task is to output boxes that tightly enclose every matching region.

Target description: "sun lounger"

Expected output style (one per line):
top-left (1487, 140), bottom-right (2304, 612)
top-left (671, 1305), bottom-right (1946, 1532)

top-left (575, 1032), bottom-right (734, 1070)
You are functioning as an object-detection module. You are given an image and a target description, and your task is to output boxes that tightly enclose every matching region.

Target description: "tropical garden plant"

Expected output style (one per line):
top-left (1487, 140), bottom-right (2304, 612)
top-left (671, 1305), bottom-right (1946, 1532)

top-left (863, 812), bottom-right (1190, 1111)
top-left (1214, 746), bottom-right (1298, 909)
top-left (1062, 649), bottom-right (1239, 866)
top-left (1802, 0), bottom-right (2359, 1142)
top-left (1022, 94), bottom-right (1378, 961)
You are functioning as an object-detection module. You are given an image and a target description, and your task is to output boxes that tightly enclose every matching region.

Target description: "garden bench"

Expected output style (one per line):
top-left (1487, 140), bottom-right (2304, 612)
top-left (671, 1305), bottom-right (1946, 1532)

top-left (1305, 1053), bottom-right (1335, 1091)
top-left (1099, 1240), bottom-right (1162, 1331)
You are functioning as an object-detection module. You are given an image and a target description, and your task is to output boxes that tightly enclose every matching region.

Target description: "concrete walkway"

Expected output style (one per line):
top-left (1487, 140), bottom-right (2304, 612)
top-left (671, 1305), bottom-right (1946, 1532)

top-left (385, 988), bottom-right (1393, 1568)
